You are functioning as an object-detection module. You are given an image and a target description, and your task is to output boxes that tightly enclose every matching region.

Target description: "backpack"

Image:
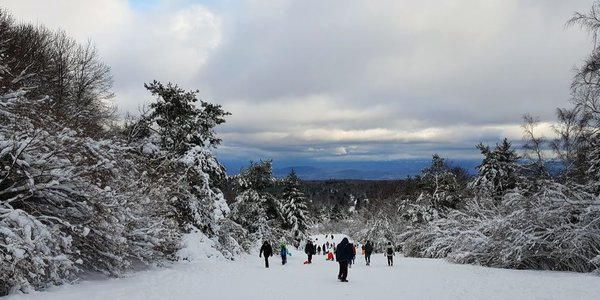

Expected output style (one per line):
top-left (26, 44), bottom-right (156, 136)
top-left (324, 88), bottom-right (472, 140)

top-left (387, 247), bottom-right (393, 255)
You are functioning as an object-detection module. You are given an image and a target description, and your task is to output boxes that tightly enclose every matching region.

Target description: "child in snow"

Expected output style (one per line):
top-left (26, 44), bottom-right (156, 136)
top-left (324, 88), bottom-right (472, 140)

top-left (280, 243), bottom-right (289, 265)
top-left (326, 251), bottom-right (334, 261)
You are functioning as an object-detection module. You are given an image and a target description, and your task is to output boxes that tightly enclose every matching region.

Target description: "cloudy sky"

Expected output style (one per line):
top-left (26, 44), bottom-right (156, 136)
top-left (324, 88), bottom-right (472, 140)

top-left (2, 0), bottom-right (595, 165)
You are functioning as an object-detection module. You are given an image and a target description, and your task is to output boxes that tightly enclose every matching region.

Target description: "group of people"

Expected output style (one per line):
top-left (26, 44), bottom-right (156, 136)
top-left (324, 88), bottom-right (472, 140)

top-left (259, 241), bottom-right (291, 268)
top-left (259, 237), bottom-right (397, 282)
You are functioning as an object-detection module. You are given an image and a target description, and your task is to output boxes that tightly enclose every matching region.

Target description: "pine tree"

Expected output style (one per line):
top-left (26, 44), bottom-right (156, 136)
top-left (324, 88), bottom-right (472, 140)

top-left (140, 80), bottom-right (230, 155)
top-left (420, 154), bottom-right (461, 210)
top-left (229, 160), bottom-right (280, 237)
top-left (280, 170), bottom-right (310, 244)
top-left (470, 138), bottom-right (521, 201)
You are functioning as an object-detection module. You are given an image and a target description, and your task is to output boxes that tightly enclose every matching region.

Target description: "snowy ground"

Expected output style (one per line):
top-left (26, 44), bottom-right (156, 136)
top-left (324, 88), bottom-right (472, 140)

top-left (5, 233), bottom-right (600, 300)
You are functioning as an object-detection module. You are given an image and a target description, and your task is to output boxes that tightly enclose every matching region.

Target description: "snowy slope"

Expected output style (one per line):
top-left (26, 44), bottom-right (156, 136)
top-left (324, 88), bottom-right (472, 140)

top-left (5, 234), bottom-right (600, 300)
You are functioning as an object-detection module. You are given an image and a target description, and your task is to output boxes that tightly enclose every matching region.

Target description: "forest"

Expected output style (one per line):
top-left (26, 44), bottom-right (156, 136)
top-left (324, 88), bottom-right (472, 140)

top-left (2, 1), bottom-right (600, 296)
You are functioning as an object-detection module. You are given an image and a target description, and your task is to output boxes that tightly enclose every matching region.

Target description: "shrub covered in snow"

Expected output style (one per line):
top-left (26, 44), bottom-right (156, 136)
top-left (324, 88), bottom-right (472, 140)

top-left (401, 182), bottom-right (600, 273)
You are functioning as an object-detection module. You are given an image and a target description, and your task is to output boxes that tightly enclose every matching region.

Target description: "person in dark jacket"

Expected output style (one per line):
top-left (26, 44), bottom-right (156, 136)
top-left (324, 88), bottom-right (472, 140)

top-left (364, 240), bottom-right (374, 266)
top-left (304, 240), bottom-right (316, 264)
top-left (348, 243), bottom-right (355, 268)
top-left (335, 237), bottom-right (352, 282)
top-left (385, 241), bottom-right (395, 266)
top-left (259, 241), bottom-right (273, 268)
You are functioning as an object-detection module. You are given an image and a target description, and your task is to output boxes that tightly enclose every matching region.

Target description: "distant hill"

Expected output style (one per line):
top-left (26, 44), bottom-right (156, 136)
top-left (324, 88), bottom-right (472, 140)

top-left (222, 159), bottom-right (480, 180)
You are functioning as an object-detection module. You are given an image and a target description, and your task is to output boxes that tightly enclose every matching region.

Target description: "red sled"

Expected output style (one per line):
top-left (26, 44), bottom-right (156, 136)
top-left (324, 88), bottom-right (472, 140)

top-left (303, 261), bottom-right (311, 264)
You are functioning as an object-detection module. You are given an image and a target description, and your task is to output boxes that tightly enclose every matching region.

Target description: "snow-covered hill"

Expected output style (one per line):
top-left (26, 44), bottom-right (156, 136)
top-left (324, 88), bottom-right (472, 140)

top-left (4, 233), bottom-right (600, 300)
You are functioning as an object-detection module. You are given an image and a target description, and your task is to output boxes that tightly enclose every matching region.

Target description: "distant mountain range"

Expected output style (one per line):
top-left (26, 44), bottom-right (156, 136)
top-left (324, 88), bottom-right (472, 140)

top-left (221, 159), bottom-right (482, 180)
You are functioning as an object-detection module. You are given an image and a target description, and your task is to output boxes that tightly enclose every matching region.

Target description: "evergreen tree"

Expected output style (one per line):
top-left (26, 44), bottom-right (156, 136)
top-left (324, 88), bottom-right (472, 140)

top-left (280, 170), bottom-right (310, 244)
top-left (230, 189), bottom-right (268, 234)
top-left (470, 138), bottom-right (520, 201)
top-left (139, 80), bottom-right (230, 155)
top-left (420, 154), bottom-right (461, 210)
top-left (229, 160), bottom-right (282, 238)
top-left (127, 81), bottom-right (231, 233)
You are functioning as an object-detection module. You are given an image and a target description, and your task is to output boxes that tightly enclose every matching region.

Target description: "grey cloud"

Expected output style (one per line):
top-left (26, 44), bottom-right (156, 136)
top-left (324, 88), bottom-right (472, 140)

top-left (3, 0), bottom-right (595, 162)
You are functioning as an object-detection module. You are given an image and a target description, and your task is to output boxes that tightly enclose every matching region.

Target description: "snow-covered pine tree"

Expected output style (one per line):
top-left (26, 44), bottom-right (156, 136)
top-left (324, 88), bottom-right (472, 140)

top-left (229, 160), bottom-right (285, 244)
top-left (125, 81), bottom-right (232, 244)
top-left (419, 154), bottom-right (461, 210)
top-left (230, 189), bottom-right (268, 235)
top-left (280, 170), bottom-right (309, 245)
top-left (141, 80), bottom-right (229, 155)
top-left (470, 138), bottom-right (520, 202)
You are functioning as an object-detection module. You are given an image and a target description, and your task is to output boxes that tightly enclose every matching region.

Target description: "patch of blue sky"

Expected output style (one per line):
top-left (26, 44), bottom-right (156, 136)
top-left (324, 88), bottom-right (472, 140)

top-left (128, 0), bottom-right (220, 11)
top-left (128, 0), bottom-right (161, 11)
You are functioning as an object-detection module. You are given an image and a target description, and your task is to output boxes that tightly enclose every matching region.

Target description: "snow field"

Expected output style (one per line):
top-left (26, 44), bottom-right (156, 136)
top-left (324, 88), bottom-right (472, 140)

top-left (4, 233), bottom-right (600, 300)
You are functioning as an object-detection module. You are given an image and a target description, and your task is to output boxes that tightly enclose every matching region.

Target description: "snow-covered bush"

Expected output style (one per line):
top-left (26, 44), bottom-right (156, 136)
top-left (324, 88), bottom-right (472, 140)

top-left (401, 183), bottom-right (600, 273)
top-left (353, 213), bottom-right (397, 252)
top-left (0, 208), bottom-right (76, 295)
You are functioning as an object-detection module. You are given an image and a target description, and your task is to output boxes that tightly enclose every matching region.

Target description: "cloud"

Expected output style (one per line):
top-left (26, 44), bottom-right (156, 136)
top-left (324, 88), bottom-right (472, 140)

top-left (3, 0), bottom-right (222, 115)
top-left (0, 0), bottom-right (593, 163)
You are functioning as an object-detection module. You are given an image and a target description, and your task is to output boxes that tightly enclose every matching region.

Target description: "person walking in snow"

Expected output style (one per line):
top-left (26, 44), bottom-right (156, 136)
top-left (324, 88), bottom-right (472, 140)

top-left (317, 245), bottom-right (322, 255)
top-left (304, 240), bottom-right (316, 264)
top-left (280, 242), bottom-right (290, 265)
top-left (385, 241), bottom-right (395, 266)
top-left (259, 241), bottom-right (273, 268)
top-left (364, 241), bottom-right (374, 266)
top-left (335, 237), bottom-right (353, 282)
